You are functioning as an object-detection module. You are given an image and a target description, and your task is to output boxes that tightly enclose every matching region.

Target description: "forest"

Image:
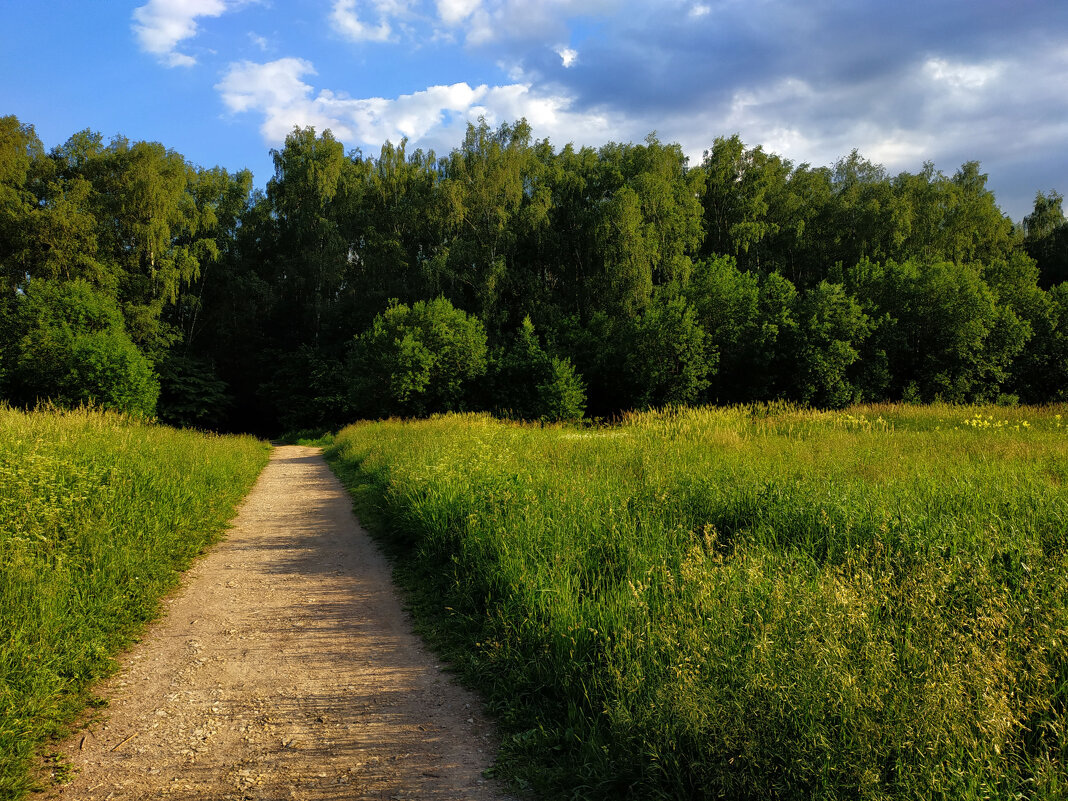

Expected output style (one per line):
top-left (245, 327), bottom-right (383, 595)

top-left (2, 113), bottom-right (1067, 433)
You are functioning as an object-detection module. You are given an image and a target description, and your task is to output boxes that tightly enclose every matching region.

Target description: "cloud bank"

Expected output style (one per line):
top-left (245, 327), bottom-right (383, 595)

top-left (216, 57), bottom-right (616, 154)
top-left (129, 0), bottom-right (1068, 217)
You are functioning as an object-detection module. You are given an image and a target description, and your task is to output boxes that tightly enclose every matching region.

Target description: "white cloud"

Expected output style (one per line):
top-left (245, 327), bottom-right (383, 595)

top-left (248, 32), bottom-right (270, 51)
top-left (216, 58), bottom-right (344, 140)
top-left (132, 0), bottom-right (228, 67)
top-left (668, 71), bottom-right (940, 171)
top-left (923, 57), bottom-right (1004, 91)
top-left (556, 46), bottom-right (578, 68)
top-left (465, 7), bottom-right (496, 46)
top-left (216, 45), bottom-right (1059, 189)
top-left (216, 57), bottom-right (617, 154)
top-left (212, 5), bottom-right (1066, 221)
top-left (497, 58), bottom-right (529, 82)
top-left (331, 0), bottom-right (392, 43)
top-left (436, 0), bottom-right (482, 26)
top-left (320, 0), bottom-right (618, 51)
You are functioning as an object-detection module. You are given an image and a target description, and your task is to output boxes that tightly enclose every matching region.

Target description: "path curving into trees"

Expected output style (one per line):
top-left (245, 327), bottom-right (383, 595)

top-left (46, 446), bottom-right (511, 801)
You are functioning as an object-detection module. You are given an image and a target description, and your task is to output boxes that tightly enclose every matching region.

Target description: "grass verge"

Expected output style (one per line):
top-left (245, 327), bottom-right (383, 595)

top-left (326, 404), bottom-right (1068, 800)
top-left (0, 407), bottom-right (269, 798)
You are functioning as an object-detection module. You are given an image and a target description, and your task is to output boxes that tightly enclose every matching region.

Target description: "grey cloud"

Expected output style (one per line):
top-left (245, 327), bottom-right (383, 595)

top-left (476, 0), bottom-right (1067, 217)
top-left (230, 0), bottom-right (1064, 217)
top-left (559, 0), bottom-right (1059, 111)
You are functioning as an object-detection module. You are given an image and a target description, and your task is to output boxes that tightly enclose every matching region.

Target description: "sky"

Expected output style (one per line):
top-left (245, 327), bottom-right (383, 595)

top-left (1, 0), bottom-right (1066, 221)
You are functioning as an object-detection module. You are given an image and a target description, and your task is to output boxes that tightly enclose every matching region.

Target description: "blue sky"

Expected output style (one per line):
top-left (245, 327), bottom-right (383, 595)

top-left (2, 0), bottom-right (1065, 221)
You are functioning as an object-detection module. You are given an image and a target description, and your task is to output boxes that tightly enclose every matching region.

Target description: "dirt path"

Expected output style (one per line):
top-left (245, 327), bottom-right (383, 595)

top-left (47, 446), bottom-right (512, 801)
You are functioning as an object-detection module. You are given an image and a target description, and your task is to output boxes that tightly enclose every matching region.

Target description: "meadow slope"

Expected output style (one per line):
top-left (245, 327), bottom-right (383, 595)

top-left (327, 404), bottom-right (1068, 800)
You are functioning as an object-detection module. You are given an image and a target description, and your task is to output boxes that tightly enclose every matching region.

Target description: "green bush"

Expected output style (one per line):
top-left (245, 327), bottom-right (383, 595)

top-left (846, 259), bottom-right (1030, 403)
top-left (535, 356), bottom-right (586, 423)
top-left (4, 279), bottom-right (158, 416)
top-left (794, 280), bottom-right (869, 407)
top-left (348, 297), bottom-right (487, 418)
top-left (627, 295), bottom-right (715, 408)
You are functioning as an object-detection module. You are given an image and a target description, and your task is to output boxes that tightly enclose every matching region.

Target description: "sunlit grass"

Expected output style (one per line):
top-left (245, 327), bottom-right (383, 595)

top-left (0, 407), bottom-right (269, 798)
top-left (328, 403), bottom-right (1068, 800)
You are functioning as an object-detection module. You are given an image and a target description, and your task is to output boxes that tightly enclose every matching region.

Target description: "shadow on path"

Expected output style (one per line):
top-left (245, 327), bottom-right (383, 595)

top-left (49, 446), bottom-right (508, 801)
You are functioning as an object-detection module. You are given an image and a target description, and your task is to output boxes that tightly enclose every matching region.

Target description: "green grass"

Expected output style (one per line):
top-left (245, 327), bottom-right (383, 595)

top-left (327, 403), bottom-right (1068, 800)
top-left (0, 407), bottom-right (269, 798)
top-left (276, 428), bottom-right (336, 447)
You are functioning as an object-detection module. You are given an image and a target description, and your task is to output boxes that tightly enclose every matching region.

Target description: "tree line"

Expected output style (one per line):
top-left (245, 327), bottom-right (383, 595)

top-left (1, 114), bottom-right (1067, 433)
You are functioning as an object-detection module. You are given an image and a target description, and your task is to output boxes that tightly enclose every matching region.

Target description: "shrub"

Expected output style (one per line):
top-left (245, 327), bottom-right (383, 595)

top-left (348, 297), bottom-right (487, 418)
top-left (4, 279), bottom-right (158, 416)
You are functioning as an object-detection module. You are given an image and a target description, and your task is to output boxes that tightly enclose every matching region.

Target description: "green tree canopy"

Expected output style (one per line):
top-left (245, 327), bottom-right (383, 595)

top-left (793, 280), bottom-right (869, 408)
top-left (846, 258), bottom-right (1028, 403)
top-left (1024, 190), bottom-right (1068, 287)
top-left (490, 316), bottom-right (585, 422)
top-left (627, 294), bottom-right (715, 408)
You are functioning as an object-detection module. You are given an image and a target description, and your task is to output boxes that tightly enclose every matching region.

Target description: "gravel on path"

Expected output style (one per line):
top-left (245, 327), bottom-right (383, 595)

top-left (46, 445), bottom-right (512, 801)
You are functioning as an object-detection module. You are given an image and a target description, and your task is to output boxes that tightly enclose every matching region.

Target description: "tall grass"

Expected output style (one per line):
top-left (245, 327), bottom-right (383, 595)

top-left (328, 404), bottom-right (1068, 800)
top-left (0, 407), bottom-right (269, 798)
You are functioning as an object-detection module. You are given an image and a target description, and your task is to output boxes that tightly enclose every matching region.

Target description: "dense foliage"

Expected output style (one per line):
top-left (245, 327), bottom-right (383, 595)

top-left (2, 113), bottom-right (1068, 431)
top-left (327, 406), bottom-right (1068, 800)
top-left (348, 297), bottom-right (488, 418)
top-left (0, 407), bottom-right (268, 798)
top-left (2, 279), bottom-right (158, 415)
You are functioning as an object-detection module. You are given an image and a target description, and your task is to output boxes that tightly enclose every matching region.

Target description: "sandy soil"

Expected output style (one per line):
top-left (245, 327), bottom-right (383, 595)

top-left (46, 446), bottom-right (513, 801)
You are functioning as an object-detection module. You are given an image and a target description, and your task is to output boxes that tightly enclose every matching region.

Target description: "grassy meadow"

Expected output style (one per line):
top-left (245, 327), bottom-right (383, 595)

top-left (0, 407), bottom-right (269, 797)
top-left (327, 404), bottom-right (1068, 800)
